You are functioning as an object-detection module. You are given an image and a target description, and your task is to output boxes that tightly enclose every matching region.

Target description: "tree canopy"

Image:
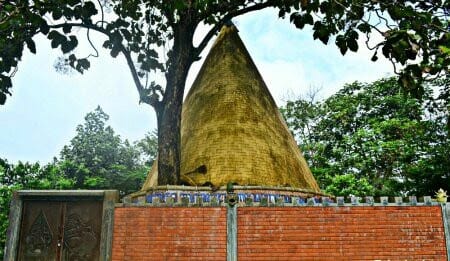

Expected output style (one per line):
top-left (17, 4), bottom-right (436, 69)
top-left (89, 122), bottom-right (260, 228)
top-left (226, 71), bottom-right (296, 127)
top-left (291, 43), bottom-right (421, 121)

top-left (58, 106), bottom-right (156, 193)
top-left (1, 0), bottom-right (449, 185)
top-left (281, 76), bottom-right (450, 196)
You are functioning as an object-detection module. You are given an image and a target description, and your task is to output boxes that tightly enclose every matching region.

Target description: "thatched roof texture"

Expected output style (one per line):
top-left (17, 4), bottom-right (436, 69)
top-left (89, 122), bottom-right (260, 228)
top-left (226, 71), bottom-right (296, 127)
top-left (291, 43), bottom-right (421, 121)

top-left (142, 24), bottom-right (320, 193)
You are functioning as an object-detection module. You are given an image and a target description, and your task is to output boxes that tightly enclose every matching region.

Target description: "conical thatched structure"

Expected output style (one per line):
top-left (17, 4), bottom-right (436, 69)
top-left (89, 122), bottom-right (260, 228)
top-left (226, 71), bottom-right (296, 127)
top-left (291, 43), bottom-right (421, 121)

top-left (142, 24), bottom-right (320, 193)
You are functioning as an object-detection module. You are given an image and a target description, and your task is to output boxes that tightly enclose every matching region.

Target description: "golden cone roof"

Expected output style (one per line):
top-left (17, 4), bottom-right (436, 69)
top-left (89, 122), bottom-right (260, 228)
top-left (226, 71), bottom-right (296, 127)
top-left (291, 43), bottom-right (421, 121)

top-left (142, 24), bottom-right (320, 193)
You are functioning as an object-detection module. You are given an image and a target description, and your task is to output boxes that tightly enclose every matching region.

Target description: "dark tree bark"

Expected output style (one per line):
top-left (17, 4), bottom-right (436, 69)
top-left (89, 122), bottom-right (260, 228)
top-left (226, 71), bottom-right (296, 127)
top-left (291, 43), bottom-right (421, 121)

top-left (156, 12), bottom-right (197, 185)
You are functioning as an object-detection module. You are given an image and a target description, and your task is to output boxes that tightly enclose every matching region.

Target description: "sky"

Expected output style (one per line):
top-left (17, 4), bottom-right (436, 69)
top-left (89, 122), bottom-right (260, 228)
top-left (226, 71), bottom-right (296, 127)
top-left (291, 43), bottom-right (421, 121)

top-left (0, 8), bottom-right (393, 164)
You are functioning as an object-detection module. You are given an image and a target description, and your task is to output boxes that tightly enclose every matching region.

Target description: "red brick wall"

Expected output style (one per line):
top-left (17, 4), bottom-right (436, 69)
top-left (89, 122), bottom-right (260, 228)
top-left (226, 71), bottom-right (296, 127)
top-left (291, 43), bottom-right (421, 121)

top-left (238, 206), bottom-right (447, 260)
top-left (111, 206), bottom-right (447, 260)
top-left (112, 207), bottom-right (227, 260)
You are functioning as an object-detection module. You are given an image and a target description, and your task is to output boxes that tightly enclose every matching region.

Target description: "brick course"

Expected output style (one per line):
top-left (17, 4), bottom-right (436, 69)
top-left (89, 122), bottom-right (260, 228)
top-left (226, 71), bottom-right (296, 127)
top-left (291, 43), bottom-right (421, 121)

top-left (238, 206), bottom-right (447, 260)
top-left (112, 207), bottom-right (227, 260)
top-left (111, 206), bottom-right (447, 260)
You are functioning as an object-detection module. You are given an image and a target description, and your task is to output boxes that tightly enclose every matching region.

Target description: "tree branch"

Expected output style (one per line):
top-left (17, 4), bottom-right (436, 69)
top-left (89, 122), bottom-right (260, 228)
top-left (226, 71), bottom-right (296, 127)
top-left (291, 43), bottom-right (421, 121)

top-left (48, 22), bottom-right (109, 36)
top-left (120, 46), bottom-right (148, 102)
top-left (194, 1), bottom-right (276, 57)
top-left (49, 22), bottom-right (157, 108)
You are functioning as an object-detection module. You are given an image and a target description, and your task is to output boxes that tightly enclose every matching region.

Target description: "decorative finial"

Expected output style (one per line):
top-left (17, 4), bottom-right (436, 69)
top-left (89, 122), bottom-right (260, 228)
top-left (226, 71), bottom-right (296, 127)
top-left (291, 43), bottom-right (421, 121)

top-left (436, 188), bottom-right (447, 203)
top-left (224, 19), bottom-right (234, 27)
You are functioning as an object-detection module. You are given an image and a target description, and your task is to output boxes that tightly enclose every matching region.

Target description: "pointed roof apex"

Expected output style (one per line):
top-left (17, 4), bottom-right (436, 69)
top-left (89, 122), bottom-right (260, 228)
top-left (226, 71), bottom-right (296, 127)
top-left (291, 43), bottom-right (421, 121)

top-left (223, 19), bottom-right (237, 28)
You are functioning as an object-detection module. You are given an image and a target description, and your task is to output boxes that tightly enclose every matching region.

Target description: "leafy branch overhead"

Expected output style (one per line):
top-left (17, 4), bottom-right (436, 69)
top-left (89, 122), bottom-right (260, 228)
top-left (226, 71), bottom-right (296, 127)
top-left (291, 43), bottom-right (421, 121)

top-left (1, 0), bottom-right (449, 105)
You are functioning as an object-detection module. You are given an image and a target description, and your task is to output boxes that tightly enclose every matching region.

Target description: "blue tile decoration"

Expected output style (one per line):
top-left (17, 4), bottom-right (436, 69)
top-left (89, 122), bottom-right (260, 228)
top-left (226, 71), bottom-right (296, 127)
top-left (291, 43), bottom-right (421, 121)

top-left (395, 197), bottom-right (403, 205)
top-left (321, 197), bottom-right (331, 206)
top-left (423, 196), bottom-right (432, 205)
top-left (146, 194), bottom-right (153, 203)
top-left (365, 196), bottom-right (374, 206)
top-left (201, 193), bottom-right (210, 202)
top-left (238, 193), bottom-right (246, 202)
top-left (409, 196), bottom-right (417, 206)
top-left (128, 190), bottom-right (433, 207)
top-left (350, 196), bottom-right (359, 205)
top-left (269, 195), bottom-right (276, 204)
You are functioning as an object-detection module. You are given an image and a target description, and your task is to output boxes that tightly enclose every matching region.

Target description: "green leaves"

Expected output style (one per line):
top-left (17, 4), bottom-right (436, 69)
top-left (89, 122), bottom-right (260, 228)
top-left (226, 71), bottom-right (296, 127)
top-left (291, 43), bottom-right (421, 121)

top-left (65, 54), bottom-right (90, 74)
top-left (357, 23), bottom-right (371, 34)
top-left (335, 30), bottom-right (358, 55)
top-left (77, 58), bottom-right (90, 72)
top-left (281, 76), bottom-right (450, 196)
top-left (58, 106), bottom-right (152, 192)
top-left (335, 35), bottom-right (347, 55)
top-left (26, 39), bottom-right (36, 54)
top-left (48, 30), bottom-right (64, 48)
top-left (48, 31), bottom-right (78, 53)
top-left (0, 93), bottom-right (6, 105)
top-left (0, 75), bottom-right (12, 105)
top-left (39, 20), bottom-right (50, 35)
top-left (62, 24), bottom-right (72, 34)
top-left (81, 1), bottom-right (98, 18)
top-left (312, 21), bottom-right (330, 44)
top-left (290, 13), bottom-right (314, 29)
top-left (287, 0), bottom-right (450, 98)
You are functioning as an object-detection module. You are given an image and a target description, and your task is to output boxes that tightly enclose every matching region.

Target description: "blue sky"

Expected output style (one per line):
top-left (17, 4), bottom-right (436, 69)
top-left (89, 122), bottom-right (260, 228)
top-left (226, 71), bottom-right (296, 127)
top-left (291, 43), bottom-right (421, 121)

top-left (0, 8), bottom-right (392, 164)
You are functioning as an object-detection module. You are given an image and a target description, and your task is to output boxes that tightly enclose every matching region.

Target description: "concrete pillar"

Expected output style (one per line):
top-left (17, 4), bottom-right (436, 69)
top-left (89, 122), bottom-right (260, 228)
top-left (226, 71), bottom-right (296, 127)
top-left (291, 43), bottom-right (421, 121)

top-left (227, 205), bottom-right (237, 261)
top-left (442, 204), bottom-right (450, 261)
top-left (99, 190), bottom-right (119, 261)
top-left (3, 192), bottom-right (22, 261)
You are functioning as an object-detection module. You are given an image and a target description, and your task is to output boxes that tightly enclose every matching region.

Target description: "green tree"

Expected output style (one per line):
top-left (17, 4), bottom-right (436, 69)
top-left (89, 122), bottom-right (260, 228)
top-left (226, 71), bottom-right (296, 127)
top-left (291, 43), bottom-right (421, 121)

top-left (135, 130), bottom-right (158, 166)
top-left (1, 0), bottom-right (448, 185)
top-left (59, 106), bottom-right (148, 194)
top-left (282, 77), bottom-right (450, 196)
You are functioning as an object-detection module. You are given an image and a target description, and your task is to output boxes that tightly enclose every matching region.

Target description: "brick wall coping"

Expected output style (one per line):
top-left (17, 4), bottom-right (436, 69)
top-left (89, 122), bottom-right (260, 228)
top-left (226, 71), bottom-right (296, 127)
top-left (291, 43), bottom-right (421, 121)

top-left (120, 190), bottom-right (444, 208)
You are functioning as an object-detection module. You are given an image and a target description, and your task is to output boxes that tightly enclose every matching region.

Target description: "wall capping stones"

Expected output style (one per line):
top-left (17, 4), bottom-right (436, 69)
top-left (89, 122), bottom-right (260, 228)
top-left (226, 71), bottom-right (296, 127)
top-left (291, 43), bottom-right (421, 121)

top-left (123, 190), bottom-right (444, 208)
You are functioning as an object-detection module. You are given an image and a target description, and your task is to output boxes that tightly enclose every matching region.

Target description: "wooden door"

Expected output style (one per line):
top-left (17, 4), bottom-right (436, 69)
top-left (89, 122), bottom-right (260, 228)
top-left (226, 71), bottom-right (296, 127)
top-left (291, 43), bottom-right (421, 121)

top-left (17, 199), bottom-right (103, 261)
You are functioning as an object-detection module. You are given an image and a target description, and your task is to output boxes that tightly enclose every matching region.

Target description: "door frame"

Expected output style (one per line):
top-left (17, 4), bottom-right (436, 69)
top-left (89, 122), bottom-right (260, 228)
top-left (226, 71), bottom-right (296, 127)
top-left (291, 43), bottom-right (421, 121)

top-left (4, 190), bottom-right (118, 261)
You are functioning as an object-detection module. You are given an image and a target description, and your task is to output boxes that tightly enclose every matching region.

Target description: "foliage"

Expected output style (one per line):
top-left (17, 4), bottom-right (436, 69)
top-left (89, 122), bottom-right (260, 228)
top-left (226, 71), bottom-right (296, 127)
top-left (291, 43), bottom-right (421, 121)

top-left (135, 131), bottom-right (158, 166)
top-left (324, 174), bottom-right (374, 196)
top-left (282, 77), bottom-right (450, 196)
top-left (1, 0), bottom-right (448, 185)
top-left (58, 106), bottom-right (152, 194)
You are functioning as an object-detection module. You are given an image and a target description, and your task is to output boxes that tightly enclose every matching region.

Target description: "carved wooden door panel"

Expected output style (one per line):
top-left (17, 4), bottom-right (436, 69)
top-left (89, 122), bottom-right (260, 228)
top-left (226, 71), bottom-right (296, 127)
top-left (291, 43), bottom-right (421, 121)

top-left (17, 199), bottom-right (103, 261)
top-left (17, 201), bottom-right (62, 261)
top-left (62, 201), bottom-right (102, 261)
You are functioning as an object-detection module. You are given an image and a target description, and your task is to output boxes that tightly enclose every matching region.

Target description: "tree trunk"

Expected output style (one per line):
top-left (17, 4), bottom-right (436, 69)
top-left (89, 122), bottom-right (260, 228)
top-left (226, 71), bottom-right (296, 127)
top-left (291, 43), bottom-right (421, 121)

top-left (156, 18), bottom-right (196, 185)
